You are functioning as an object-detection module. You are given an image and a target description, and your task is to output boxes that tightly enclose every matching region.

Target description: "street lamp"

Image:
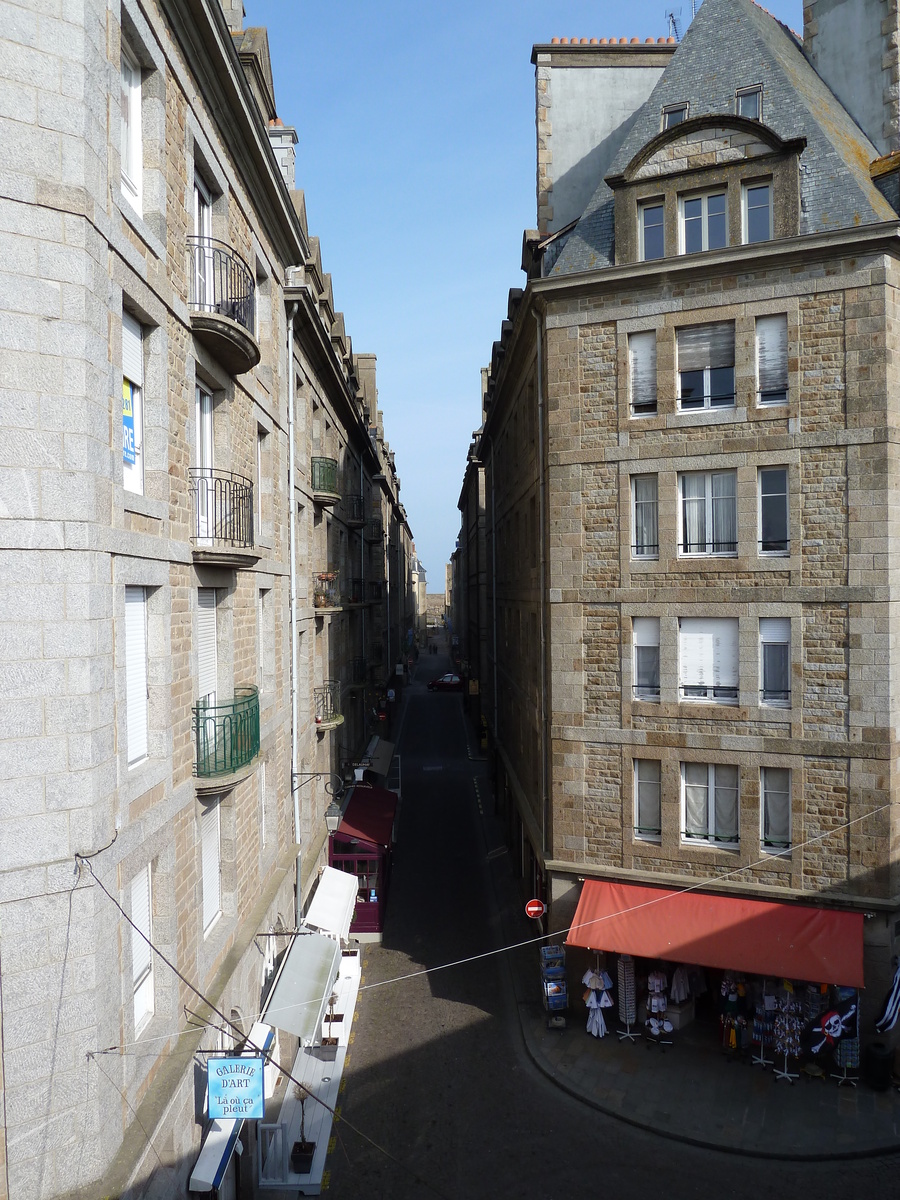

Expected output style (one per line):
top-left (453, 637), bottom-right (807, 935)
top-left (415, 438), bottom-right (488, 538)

top-left (290, 771), bottom-right (346, 831)
top-left (324, 799), bottom-right (342, 834)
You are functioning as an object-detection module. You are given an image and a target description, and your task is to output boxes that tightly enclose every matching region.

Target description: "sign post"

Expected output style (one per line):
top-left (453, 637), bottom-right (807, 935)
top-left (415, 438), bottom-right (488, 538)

top-left (525, 898), bottom-right (546, 919)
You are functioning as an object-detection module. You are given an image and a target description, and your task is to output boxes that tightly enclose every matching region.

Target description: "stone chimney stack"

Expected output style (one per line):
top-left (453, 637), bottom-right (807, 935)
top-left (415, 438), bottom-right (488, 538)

top-left (219, 0), bottom-right (244, 35)
top-left (803, 0), bottom-right (900, 155)
top-left (267, 119), bottom-right (298, 191)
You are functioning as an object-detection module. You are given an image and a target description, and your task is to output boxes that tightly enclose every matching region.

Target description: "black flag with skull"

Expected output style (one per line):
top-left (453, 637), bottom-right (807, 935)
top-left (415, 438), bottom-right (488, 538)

top-left (800, 994), bottom-right (858, 1057)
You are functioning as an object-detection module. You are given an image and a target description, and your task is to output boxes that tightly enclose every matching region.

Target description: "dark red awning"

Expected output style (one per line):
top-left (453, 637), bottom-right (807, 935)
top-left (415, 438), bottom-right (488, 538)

top-left (566, 880), bottom-right (864, 988)
top-left (335, 785), bottom-right (398, 849)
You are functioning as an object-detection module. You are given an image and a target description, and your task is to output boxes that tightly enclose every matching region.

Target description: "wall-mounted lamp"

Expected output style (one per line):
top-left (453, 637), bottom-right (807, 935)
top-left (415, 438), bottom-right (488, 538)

top-left (324, 799), bottom-right (343, 834)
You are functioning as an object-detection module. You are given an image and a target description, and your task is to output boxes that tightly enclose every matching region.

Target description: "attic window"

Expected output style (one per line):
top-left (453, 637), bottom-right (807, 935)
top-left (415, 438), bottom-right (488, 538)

top-left (662, 104), bottom-right (688, 129)
top-left (736, 86), bottom-right (762, 120)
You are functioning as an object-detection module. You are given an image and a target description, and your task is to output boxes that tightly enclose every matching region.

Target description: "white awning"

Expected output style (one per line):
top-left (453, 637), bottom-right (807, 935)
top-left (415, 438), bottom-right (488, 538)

top-left (303, 866), bottom-right (357, 942)
top-left (370, 738), bottom-right (394, 776)
top-left (263, 930), bottom-right (341, 1044)
top-left (189, 1021), bottom-right (274, 1192)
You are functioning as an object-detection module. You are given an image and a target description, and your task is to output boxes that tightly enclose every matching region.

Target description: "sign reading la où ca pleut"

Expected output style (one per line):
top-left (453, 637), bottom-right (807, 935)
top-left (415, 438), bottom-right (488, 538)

top-left (207, 1056), bottom-right (265, 1120)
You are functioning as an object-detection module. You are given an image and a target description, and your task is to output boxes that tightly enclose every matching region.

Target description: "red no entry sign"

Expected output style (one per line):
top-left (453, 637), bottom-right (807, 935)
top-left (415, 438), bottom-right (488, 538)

top-left (525, 898), bottom-right (546, 918)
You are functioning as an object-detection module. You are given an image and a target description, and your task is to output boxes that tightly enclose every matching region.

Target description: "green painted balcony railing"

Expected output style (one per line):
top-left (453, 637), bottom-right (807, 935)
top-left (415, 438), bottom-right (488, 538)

top-left (193, 687), bottom-right (260, 777)
top-left (311, 456), bottom-right (339, 497)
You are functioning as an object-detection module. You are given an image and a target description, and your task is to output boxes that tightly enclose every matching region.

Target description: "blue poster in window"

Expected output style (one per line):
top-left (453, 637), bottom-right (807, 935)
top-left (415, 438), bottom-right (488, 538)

top-left (123, 381), bottom-right (136, 465)
top-left (207, 1056), bottom-right (265, 1120)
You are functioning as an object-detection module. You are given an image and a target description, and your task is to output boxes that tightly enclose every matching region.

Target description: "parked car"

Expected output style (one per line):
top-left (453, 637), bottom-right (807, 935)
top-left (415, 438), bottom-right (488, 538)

top-left (427, 672), bottom-right (462, 692)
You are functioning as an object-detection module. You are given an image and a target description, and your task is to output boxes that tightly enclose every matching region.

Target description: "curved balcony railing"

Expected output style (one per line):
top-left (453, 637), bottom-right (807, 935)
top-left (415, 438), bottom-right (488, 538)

top-left (311, 457), bottom-right (340, 503)
top-left (347, 494), bottom-right (366, 525)
top-left (315, 680), bottom-right (343, 729)
top-left (313, 569), bottom-right (339, 610)
top-left (190, 468), bottom-right (254, 553)
top-left (187, 236), bottom-right (255, 334)
top-left (193, 687), bottom-right (260, 778)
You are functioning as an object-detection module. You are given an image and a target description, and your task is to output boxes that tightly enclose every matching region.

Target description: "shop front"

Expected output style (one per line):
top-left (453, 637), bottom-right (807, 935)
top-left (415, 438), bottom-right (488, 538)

top-left (328, 784), bottom-right (398, 940)
top-left (567, 880), bottom-right (866, 1078)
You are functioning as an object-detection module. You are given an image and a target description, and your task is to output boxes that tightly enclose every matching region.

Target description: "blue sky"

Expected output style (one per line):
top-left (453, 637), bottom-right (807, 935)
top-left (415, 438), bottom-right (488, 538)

top-left (248, 0), bottom-right (803, 583)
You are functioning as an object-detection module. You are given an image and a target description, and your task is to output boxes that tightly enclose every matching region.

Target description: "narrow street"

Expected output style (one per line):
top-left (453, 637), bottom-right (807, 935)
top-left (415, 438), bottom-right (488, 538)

top-left (323, 638), bottom-right (898, 1200)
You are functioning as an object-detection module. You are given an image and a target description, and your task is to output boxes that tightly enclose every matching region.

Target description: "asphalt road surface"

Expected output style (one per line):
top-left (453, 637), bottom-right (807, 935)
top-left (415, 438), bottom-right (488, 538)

top-left (324, 646), bottom-right (898, 1199)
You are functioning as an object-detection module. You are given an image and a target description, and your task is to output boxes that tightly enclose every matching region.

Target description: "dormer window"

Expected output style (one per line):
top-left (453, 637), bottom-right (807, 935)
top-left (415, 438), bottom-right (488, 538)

top-left (662, 103), bottom-right (688, 129)
top-left (736, 86), bottom-right (762, 120)
top-left (680, 191), bottom-right (727, 254)
top-left (743, 181), bottom-right (772, 243)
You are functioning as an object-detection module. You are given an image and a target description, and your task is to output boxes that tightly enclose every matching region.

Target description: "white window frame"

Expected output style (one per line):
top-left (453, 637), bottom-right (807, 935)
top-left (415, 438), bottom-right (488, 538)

top-left (634, 759), bottom-right (662, 839)
top-left (682, 762), bottom-right (740, 846)
top-left (758, 467), bottom-right (789, 555)
top-left (759, 617), bottom-right (791, 706)
top-left (195, 386), bottom-right (214, 541)
top-left (193, 174), bottom-right (214, 307)
top-left (639, 201), bottom-right (665, 261)
top-left (756, 314), bottom-right (788, 405)
top-left (736, 85), bottom-right (762, 120)
top-left (633, 617), bottom-right (661, 701)
top-left (201, 796), bottom-right (222, 935)
top-left (125, 585), bottom-right (149, 765)
top-left (743, 180), bottom-right (772, 244)
top-left (629, 331), bottom-right (657, 416)
top-left (122, 312), bottom-right (144, 495)
top-left (679, 616), bottom-right (739, 703)
top-left (761, 766), bottom-right (791, 852)
top-left (679, 190), bottom-right (727, 255)
top-left (676, 322), bottom-right (735, 410)
top-left (662, 103), bottom-right (688, 129)
top-left (131, 864), bottom-right (154, 1031)
top-left (679, 470), bottom-right (737, 556)
top-left (259, 759), bottom-right (267, 848)
top-left (120, 43), bottom-right (142, 213)
top-left (632, 475), bottom-right (659, 559)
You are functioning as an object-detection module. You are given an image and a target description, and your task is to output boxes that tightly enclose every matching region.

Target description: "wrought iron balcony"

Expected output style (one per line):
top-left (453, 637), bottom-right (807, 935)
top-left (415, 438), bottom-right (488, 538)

top-left (313, 569), bottom-right (340, 610)
top-left (193, 687), bottom-right (260, 780)
top-left (311, 457), bottom-right (340, 505)
top-left (190, 468), bottom-right (257, 564)
top-left (365, 517), bottom-right (383, 542)
top-left (344, 578), bottom-right (365, 606)
top-left (347, 494), bottom-right (366, 525)
top-left (187, 236), bottom-right (259, 374)
top-left (314, 680), bottom-right (343, 730)
top-left (367, 580), bottom-right (383, 603)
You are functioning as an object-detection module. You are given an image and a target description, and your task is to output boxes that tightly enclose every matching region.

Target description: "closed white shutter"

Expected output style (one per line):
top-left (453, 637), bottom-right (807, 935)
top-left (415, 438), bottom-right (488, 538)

top-left (131, 865), bottom-right (153, 1027)
top-left (759, 617), bottom-right (790, 643)
top-left (125, 586), bottom-right (148, 763)
top-left (201, 798), bottom-right (221, 932)
top-left (756, 315), bottom-right (788, 402)
top-left (711, 619), bottom-right (739, 691)
top-left (680, 617), bottom-right (738, 695)
top-left (676, 322), bottom-right (734, 370)
top-left (629, 331), bottom-right (657, 414)
top-left (633, 617), bottom-right (659, 647)
top-left (197, 588), bottom-right (217, 703)
top-left (122, 313), bottom-right (143, 385)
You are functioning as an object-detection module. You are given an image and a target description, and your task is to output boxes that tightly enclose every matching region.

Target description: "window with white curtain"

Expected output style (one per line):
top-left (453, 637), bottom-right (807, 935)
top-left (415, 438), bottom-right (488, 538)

top-left (122, 313), bottom-right (144, 495)
top-left (679, 191), bottom-right (727, 254)
top-left (629, 331), bottom-right (657, 415)
top-left (759, 617), bottom-right (791, 705)
top-left (676, 322), bottom-right (735, 409)
top-left (639, 201), bottom-right (665, 261)
top-left (634, 760), bottom-right (662, 838)
top-left (201, 797), bottom-right (222, 934)
top-left (758, 467), bottom-right (789, 554)
top-left (682, 762), bottom-right (739, 844)
top-left (679, 616), bottom-right (739, 702)
top-left (633, 617), bottom-right (660, 700)
top-left (761, 766), bottom-right (791, 851)
top-left (124, 586), bottom-right (148, 764)
top-left (756, 314), bottom-right (788, 404)
top-left (131, 864), bottom-right (154, 1030)
top-left (632, 475), bottom-right (659, 558)
top-left (120, 42), bottom-right (142, 212)
top-left (679, 470), bottom-right (737, 555)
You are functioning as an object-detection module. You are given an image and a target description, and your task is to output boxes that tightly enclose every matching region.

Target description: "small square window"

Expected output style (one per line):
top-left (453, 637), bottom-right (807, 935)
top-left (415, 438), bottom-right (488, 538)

top-left (639, 202), bottom-right (665, 261)
top-left (737, 86), bottom-right (762, 120)
top-left (663, 104), bottom-right (688, 129)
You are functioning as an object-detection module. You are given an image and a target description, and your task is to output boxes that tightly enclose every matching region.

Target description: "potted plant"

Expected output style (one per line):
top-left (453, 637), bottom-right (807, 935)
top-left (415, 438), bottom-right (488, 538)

top-left (290, 1088), bottom-right (315, 1174)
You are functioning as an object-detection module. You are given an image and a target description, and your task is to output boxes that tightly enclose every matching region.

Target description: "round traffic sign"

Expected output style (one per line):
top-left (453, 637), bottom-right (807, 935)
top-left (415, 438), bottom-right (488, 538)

top-left (525, 898), bottom-right (546, 919)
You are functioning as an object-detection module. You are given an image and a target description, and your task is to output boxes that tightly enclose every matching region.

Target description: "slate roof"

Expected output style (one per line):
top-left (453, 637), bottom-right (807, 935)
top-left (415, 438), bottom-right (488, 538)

top-left (551, 0), bottom-right (897, 276)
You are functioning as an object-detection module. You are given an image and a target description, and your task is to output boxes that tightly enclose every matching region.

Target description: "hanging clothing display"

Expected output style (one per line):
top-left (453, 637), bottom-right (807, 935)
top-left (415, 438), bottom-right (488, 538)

top-left (581, 965), bottom-right (614, 1037)
top-left (669, 965), bottom-right (690, 1004)
top-left (617, 954), bottom-right (636, 1025)
top-left (585, 988), bottom-right (608, 1038)
top-left (773, 994), bottom-right (803, 1057)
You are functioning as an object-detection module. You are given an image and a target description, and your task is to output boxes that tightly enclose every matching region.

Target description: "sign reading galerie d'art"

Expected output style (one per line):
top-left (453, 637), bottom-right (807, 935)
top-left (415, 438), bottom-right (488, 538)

top-left (207, 1056), bottom-right (265, 1119)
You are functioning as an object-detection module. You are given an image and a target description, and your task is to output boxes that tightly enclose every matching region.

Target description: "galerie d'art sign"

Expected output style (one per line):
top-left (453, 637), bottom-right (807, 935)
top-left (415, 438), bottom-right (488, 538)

top-left (208, 1057), bottom-right (265, 1120)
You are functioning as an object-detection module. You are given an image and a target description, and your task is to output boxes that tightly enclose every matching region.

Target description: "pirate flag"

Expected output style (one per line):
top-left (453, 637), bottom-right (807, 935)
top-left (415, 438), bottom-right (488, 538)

top-left (800, 994), bottom-right (858, 1058)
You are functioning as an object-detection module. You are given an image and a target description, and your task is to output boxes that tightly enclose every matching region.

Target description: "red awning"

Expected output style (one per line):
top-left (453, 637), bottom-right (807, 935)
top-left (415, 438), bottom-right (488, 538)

top-left (335, 785), bottom-right (398, 849)
top-left (566, 880), bottom-right (864, 988)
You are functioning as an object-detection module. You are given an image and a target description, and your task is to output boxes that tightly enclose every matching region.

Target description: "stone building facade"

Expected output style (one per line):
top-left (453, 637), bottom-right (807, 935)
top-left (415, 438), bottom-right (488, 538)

top-left (0, 2), bottom-right (411, 1197)
top-left (464, 0), bottom-right (900, 1032)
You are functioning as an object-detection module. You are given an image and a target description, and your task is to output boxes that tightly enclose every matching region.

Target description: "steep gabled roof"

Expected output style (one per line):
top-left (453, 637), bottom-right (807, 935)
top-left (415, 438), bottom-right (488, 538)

top-left (552, 0), bottom-right (896, 275)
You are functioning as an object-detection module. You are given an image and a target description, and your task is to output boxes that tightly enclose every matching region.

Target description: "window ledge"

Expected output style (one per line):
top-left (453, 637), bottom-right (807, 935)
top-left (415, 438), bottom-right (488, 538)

top-left (118, 196), bottom-right (165, 261)
top-left (668, 406), bottom-right (747, 428)
top-left (125, 491), bottom-right (166, 521)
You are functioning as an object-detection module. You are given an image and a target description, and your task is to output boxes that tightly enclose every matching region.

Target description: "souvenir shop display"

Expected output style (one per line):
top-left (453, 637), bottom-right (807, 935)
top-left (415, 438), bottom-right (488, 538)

top-left (719, 973), bottom-right (749, 1057)
top-left (751, 983), bottom-right (776, 1067)
top-left (643, 965), bottom-right (673, 1048)
top-left (831, 987), bottom-right (860, 1086)
top-left (773, 988), bottom-right (803, 1082)
top-left (540, 945), bottom-right (568, 1026)
top-left (581, 961), bottom-right (614, 1038)
top-left (617, 953), bottom-right (638, 1042)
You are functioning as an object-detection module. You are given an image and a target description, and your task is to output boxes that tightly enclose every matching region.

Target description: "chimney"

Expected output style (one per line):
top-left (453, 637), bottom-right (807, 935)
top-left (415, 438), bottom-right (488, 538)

top-left (219, 0), bottom-right (244, 35)
top-left (267, 119), bottom-right (298, 191)
top-left (804, 0), bottom-right (899, 155)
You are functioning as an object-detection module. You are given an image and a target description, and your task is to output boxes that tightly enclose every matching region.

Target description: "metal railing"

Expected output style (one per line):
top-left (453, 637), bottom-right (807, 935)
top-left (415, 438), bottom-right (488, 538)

top-left (633, 684), bottom-right (661, 701)
top-left (190, 468), bottom-right (254, 549)
top-left (315, 680), bottom-right (342, 727)
top-left (187, 236), bottom-right (255, 334)
top-left (347, 494), bottom-right (366, 524)
top-left (313, 569), bottom-right (339, 609)
top-left (367, 580), bottom-right (383, 603)
top-left (193, 687), bottom-right (259, 777)
top-left (344, 578), bottom-right (365, 605)
top-left (311, 457), bottom-right (339, 496)
top-left (365, 518), bottom-right (383, 542)
top-left (680, 685), bottom-right (738, 702)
